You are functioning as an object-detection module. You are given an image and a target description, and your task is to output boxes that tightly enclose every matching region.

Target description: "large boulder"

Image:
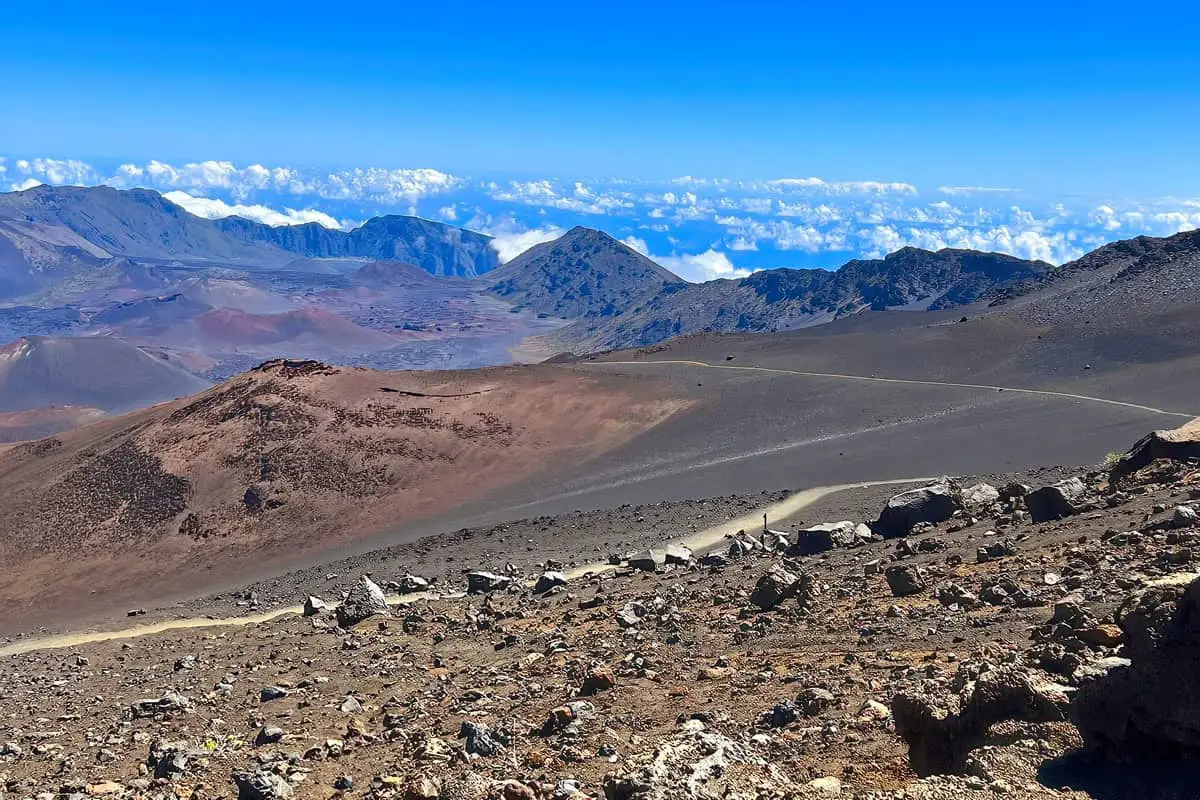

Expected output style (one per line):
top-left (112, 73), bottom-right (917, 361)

top-left (893, 666), bottom-right (1069, 775)
top-left (1111, 419), bottom-right (1200, 481)
top-left (1025, 477), bottom-right (1088, 523)
top-left (628, 549), bottom-right (667, 573)
top-left (664, 543), bottom-right (694, 565)
top-left (466, 571), bottom-right (513, 594)
top-left (335, 576), bottom-right (389, 628)
top-left (790, 521), bottom-right (864, 555)
top-left (750, 565), bottom-right (800, 611)
top-left (875, 481), bottom-right (962, 538)
top-left (533, 571), bottom-right (568, 594)
top-left (1073, 574), bottom-right (1200, 757)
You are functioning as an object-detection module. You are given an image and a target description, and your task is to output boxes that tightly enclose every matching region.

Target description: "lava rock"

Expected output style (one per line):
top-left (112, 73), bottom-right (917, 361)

top-left (533, 571), bottom-right (569, 594)
top-left (466, 571), bottom-right (513, 594)
top-left (628, 549), bottom-right (667, 573)
top-left (885, 565), bottom-right (926, 597)
top-left (749, 564), bottom-right (800, 610)
top-left (1026, 477), bottom-right (1088, 523)
top-left (336, 575), bottom-right (389, 627)
top-left (875, 481), bottom-right (962, 538)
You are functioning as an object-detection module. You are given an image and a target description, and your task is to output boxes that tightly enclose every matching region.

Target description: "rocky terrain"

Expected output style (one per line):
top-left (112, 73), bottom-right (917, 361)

top-left (1, 421), bottom-right (1198, 799)
top-left (0, 359), bottom-right (684, 621)
top-left (549, 248), bottom-right (1051, 352)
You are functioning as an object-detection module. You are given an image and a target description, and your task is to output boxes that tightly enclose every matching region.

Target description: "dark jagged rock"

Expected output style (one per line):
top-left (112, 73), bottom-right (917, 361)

top-left (885, 564), bottom-right (927, 597)
top-left (1026, 477), bottom-right (1089, 523)
top-left (1112, 420), bottom-right (1200, 481)
top-left (875, 481), bottom-right (962, 538)
top-left (750, 564), bottom-right (800, 610)
top-left (1073, 574), bottom-right (1200, 757)
top-left (893, 666), bottom-right (1069, 775)
top-left (466, 571), bottom-right (513, 594)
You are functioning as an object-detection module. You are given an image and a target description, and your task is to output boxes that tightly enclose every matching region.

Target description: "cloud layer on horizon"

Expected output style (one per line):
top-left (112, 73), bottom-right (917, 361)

top-left (4, 154), bottom-right (1200, 283)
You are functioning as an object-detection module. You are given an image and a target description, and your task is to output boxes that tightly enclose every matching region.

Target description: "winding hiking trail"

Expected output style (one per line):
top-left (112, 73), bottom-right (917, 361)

top-left (0, 478), bottom-right (927, 657)
top-left (588, 359), bottom-right (1199, 420)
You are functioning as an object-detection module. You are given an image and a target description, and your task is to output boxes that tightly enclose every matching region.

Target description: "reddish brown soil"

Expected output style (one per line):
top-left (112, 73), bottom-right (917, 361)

top-left (0, 360), bottom-right (686, 622)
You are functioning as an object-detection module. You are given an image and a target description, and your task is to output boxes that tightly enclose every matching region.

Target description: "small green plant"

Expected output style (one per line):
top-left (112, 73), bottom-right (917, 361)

top-left (1100, 452), bottom-right (1122, 470)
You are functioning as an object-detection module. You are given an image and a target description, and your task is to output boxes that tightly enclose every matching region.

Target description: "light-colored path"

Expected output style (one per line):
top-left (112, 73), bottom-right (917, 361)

top-left (0, 478), bottom-right (926, 657)
top-left (588, 359), bottom-right (1198, 420)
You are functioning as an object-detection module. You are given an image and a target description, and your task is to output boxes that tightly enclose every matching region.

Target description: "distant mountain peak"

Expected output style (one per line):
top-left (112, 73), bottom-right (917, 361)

top-left (486, 227), bottom-right (680, 318)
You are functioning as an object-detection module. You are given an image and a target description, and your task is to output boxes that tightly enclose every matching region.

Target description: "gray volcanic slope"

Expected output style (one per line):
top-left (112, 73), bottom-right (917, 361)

top-left (487, 226), bottom-right (681, 318)
top-left (301, 308), bottom-right (1200, 567)
top-left (0, 335), bottom-right (211, 412)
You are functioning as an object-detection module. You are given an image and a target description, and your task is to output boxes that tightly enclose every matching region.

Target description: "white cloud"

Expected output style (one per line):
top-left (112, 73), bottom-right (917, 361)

top-left (11, 178), bottom-right (43, 192)
top-left (621, 236), bottom-right (650, 256)
top-left (104, 160), bottom-right (459, 204)
top-left (11, 157), bottom-right (97, 185)
top-left (490, 179), bottom-right (634, 215)
top-left (938, 185), bottom-right (1019, 196)
top-left (162, 190), bottom-right (344, 228)
top-left (486, 225), bottom-right (565, 263)
top-left (857, 224), bottom-right (1082, 264)
top-left (657, 249), bottom-right (750, 281)
top-left (752, 177), bottom-right (918, 195)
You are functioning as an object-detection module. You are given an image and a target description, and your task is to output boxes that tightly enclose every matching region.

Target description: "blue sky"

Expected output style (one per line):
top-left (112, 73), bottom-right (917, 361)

top-left (3, 1), bottom-right (1200, 278)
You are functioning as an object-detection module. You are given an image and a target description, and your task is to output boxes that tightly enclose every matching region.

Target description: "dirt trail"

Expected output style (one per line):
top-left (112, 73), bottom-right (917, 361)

top-left (0, 478), bottom-right (927, 657)
top-left (590, 359), bottom-right (1199, 419)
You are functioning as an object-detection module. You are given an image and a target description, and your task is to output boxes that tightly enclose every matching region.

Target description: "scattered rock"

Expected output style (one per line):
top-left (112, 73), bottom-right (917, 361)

top-left (885, 565), bottom-right (926, 597)
top-left (336, 575), bottom-right (389, 627)
top-left (466, 571), bottom-right (513, 594)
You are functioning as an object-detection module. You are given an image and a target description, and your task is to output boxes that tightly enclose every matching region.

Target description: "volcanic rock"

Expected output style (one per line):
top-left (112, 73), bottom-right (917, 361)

top-left (885, 565), bottom-right (926, 597)
top-left (466, 571), bottom-right (513, 594)
top-left (336, 575), bottom-right (389, 627)
top-left (1073, 574), bottom-right (1200, 757)
top-left (1025, 477), bottom-right (1089, 523)
top-left (749, 564), bottom-right (800, 610)
top-left (893, 665), bottom-right (1069, 775)
top-left (875, 481), bottom-right (962, 538)
top-left (533, 571), bottom-right (569, 594)
top-left (628, 549), bottom-right (667, 572)
top-left (1111, 419), bottom-right (1200, 481)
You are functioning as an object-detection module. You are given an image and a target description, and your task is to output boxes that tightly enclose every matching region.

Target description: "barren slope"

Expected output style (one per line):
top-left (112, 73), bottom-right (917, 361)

top-left (0, 359), bottom-right (684, 616)
top-left (0, 335), bottom-right (211, 412)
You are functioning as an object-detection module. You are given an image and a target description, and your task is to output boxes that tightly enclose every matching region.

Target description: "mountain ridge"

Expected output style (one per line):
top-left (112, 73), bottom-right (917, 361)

top-left (548, 244), bottom-right (1053, 351)
top-left (0, 186), bottom-right (499, 298)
